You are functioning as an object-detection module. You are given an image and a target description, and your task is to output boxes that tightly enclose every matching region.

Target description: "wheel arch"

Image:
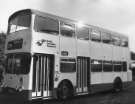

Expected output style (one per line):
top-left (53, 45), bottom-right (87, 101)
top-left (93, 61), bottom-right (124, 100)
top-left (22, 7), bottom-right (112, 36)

top-left (113, 76), bottom-right (123, 92)
top-left (57, 79), bottom-right (74, 89)
top-left (113, 76), bottom-right (123, 83)
top-left (56, 79), bottom-right (75, 99)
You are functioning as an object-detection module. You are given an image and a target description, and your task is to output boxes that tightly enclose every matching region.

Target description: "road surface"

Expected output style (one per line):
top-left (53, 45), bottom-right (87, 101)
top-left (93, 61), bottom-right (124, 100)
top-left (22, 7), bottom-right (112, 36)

top-left (0, 82), bottom-right (135, 104)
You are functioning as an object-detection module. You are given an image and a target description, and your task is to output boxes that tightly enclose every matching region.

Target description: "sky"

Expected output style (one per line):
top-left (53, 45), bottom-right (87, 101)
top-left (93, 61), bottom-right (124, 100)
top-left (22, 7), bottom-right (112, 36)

top-left (0, 0), bottom-right (135, 51)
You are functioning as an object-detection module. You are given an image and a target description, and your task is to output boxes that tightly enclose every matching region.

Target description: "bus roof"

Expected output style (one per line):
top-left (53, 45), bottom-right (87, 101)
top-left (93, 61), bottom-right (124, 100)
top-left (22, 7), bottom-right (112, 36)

top-left (9, 9), bottom-right (128, 40)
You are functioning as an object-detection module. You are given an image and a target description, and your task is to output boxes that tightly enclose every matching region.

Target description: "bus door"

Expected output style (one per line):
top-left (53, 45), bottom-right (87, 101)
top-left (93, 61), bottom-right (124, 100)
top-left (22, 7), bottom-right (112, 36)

top-left (76, 57), bottom-right (90, 93)
top-left (32, 54), bottom-right (54, 99)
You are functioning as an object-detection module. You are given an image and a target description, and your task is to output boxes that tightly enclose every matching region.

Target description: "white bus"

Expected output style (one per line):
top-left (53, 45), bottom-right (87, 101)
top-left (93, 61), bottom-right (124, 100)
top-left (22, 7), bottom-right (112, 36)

top-left (2, 9), bottom-right (132, 102)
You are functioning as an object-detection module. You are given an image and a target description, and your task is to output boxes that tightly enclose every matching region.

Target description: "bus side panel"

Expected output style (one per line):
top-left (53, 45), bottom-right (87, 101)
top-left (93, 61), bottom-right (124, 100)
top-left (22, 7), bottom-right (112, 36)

top-left (101, 43), bottom-right (114, 84)
top-left (90, 41), bottom-right (103, 84)
top-left (102, 72), bottom-right (114, 84)
top-left (59, 37), bottom-right (76, 86)
top-left (90, 41), bottom-right (102, 60)
top-left (102, 43), bottom-right (113, 61)
top-left (5, 29), bottom-right (32, 54)
top-left (32, 32), bottom-right (59, 55)
top-left (112, 46), bottom-right (121, 61)
top-left (60, 37), bottom-right (76, 57)
top-left (77, 40), bottom-right (89, 57)
top-left (91, 72), bottom-right (102, 84)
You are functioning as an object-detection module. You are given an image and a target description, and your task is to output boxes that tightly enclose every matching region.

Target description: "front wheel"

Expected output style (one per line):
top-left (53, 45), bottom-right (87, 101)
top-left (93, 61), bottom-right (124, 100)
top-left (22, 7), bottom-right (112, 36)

top-left (57, 81), bottom-right (74, 100)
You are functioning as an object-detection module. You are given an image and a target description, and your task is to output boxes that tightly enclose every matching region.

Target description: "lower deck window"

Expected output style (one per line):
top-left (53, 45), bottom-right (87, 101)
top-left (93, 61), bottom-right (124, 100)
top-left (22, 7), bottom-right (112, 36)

top-left (123, 62), bottom-right (127, 71)
top-left (103, 61), bottom-right (113, 72)
top-left (91, 60), bottom-right (127, 72)
top-left (113, 62), bottom-right (122, 72)
top-left (91, 59), bottom-right (102, 72)
top-left (60, 58), bottom-right (76, 73)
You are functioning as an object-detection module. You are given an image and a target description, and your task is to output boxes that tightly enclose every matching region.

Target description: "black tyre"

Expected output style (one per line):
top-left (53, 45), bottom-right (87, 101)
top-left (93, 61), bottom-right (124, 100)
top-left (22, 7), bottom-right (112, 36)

top-left (113, 78), bottom-right (123, 92)
top-left (57, 81), bottom-right (74, 100)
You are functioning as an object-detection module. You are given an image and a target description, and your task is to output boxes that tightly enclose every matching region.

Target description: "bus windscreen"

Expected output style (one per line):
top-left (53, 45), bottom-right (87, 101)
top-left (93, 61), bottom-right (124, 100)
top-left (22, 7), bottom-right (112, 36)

top-left (6, 53), bottom-right (31, 74)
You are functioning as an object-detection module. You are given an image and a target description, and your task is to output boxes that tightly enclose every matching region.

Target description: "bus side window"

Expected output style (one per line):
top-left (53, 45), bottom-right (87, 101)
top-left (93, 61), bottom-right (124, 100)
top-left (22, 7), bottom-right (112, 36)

top-left (91, 59), bottom-right (102, 72)
top-left (123, 61), bottom-right (127, 71)
top-left (101, 32), bottom-right (112, 44)
top-left (34, 16), bottom-right (59, 35)
top-left (111, 35), bottom-right (121, 46)
top-left (121, 39), bottom-right (128, 47)
top-left (76, 26), bottom-right (89, 40)
top-left (60, 58), bottom-right (76, 73)
top-left (103, 60), bottom-right (113, 72)
top-left (90, 29), bottom-right (101, 42)
top-left (60, 21), bottom-right (75, 37)
top-left (113, 61), bottom-right (122, 72)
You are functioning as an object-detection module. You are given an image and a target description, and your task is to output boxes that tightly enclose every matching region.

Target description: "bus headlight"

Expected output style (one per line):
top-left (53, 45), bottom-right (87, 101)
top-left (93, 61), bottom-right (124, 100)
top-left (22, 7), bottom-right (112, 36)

top-left (18, 77), bottom-right (24, 92)
top-left (55, 71), bottom-right (60, 81)
top-left (1, 82), bottom-right (7, 88)
top-left (54, 77), bottom-right (59, 81)
top-left (18, 86), bottom-right (24, 92)
top-left (20, 77), bottom-right (23, 83)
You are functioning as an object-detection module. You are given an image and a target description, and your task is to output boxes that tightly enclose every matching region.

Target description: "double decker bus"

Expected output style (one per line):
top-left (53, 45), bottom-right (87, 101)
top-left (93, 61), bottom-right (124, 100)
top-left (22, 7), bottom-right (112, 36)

top-left (2, 9), bottom-right (132, 102)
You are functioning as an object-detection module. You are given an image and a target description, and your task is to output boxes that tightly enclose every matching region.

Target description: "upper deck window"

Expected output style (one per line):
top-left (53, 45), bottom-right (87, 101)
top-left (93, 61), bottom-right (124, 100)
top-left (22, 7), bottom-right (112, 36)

top-left (34, 16), bottom-right (59, 35)
top-left (76, 26), bottom-right (89, 40)
top-left (8, 14), bottom-right (31, 33)
top-left (60, 22), bottom-right (75, 37)
top-left (121, 38), bottom-right (128, 47)
top-left (111, 35), bottom-right (121, 46)
top-left (101, 32), bottom-right (112, 44)
top-left (91, 29), bottom-right (101, 42)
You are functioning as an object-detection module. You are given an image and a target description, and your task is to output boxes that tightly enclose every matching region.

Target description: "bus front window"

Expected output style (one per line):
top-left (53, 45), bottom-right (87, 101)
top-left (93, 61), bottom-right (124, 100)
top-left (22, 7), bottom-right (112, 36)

top-left (8, 14), bottom-right (31, 33)
top-left (6, 53), bottom-right (31, 74)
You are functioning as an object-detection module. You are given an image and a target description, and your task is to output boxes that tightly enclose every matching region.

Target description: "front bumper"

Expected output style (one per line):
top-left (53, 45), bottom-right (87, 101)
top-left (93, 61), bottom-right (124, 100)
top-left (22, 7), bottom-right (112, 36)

top-left (0, 87), bottom-right (32, 103)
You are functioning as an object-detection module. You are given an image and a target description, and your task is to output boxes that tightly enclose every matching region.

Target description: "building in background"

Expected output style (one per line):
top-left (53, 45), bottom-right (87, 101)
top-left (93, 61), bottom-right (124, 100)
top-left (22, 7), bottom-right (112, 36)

top-left (0, 33), bottom-right (6, 84)
top-left (131, 51), bottom-right (135, 81)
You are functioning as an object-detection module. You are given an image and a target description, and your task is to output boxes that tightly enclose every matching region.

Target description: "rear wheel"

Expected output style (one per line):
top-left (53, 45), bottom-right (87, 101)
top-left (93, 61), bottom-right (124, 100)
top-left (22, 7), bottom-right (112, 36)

top-left (113, 78), bottom-right (123, 92)
top-left (57, 81), bottom-right (74, 100)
